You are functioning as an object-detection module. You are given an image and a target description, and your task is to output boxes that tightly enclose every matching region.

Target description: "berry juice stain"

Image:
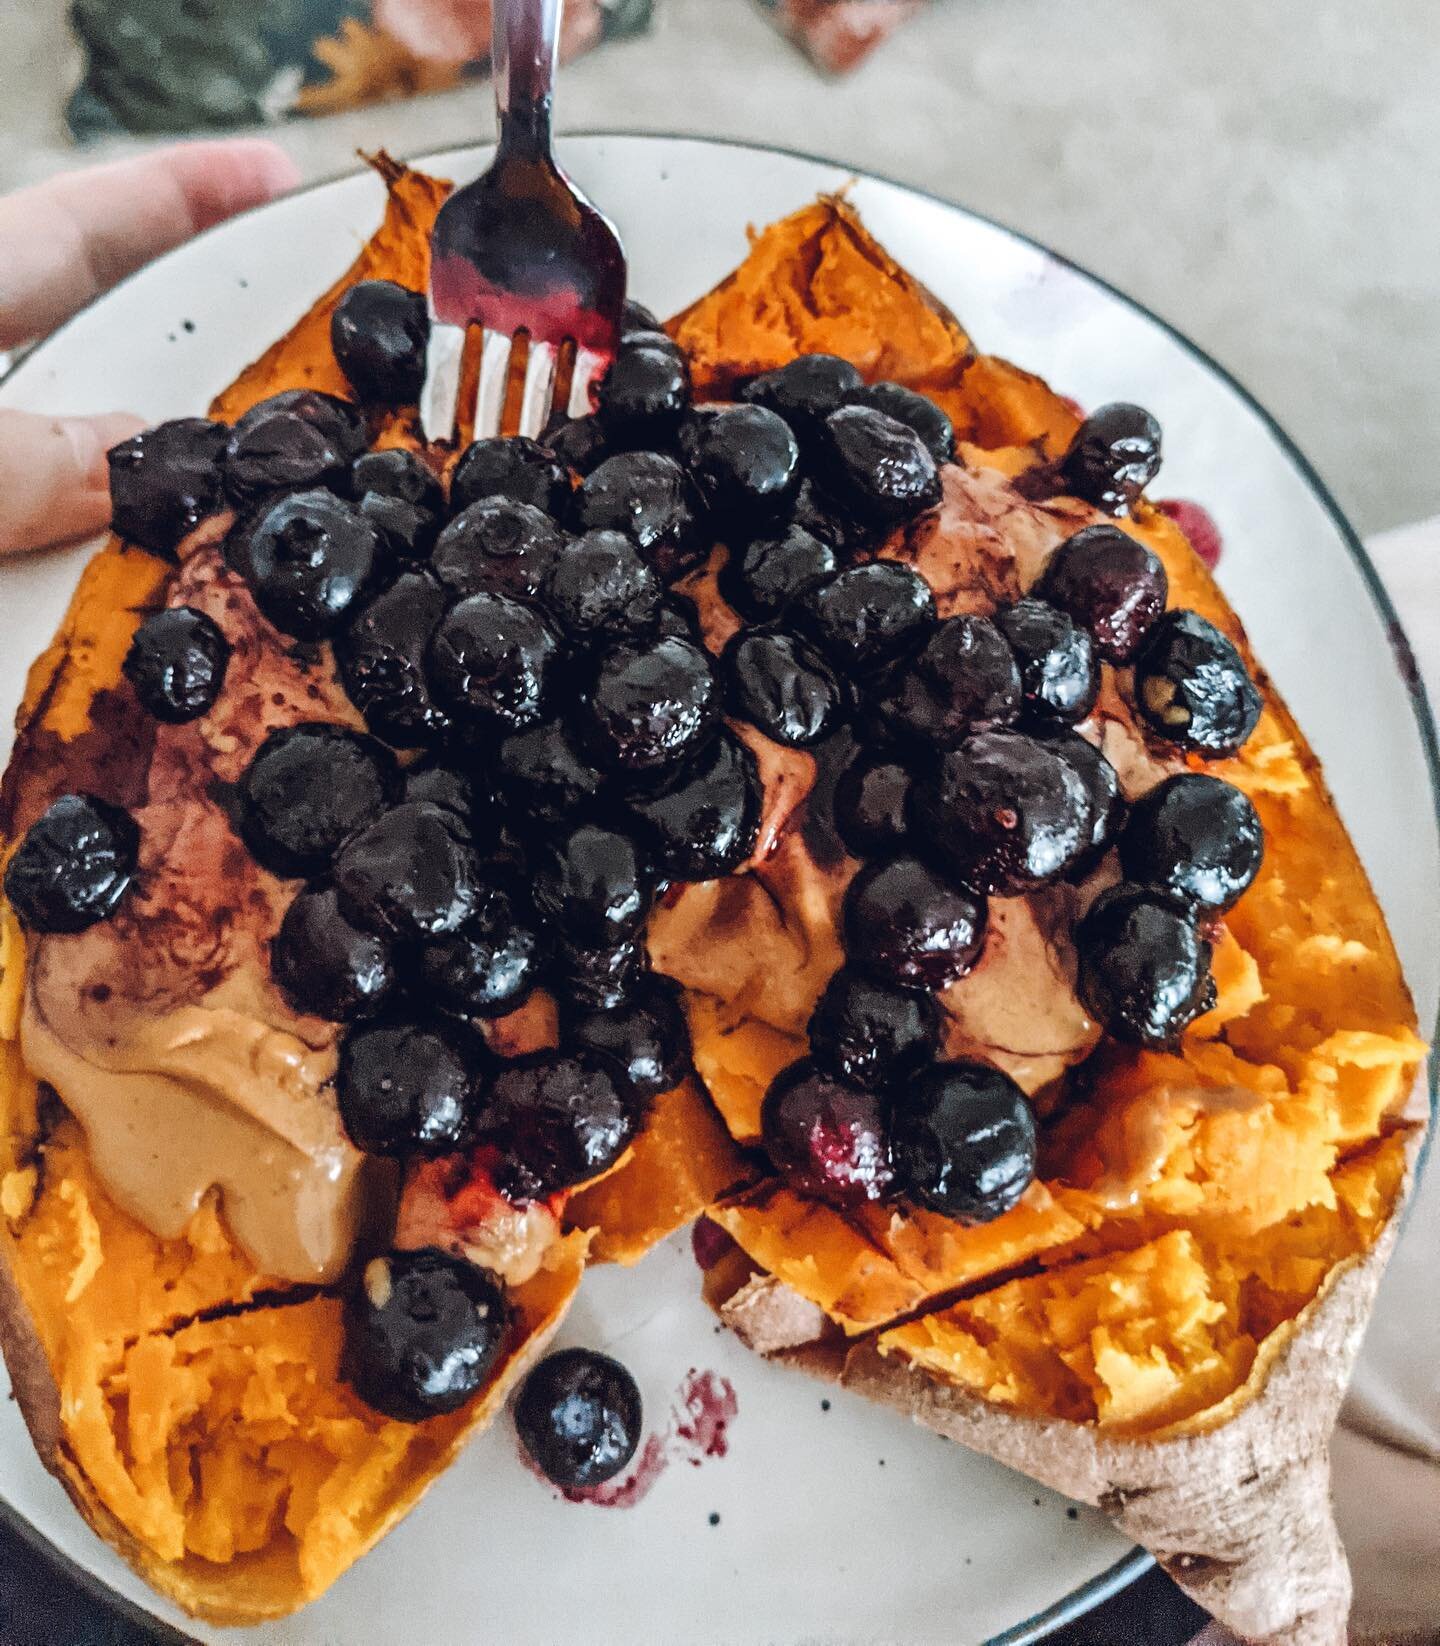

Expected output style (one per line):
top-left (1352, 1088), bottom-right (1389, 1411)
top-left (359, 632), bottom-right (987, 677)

top-left (690, 1214), bottom-right (735, 1271)
top-left (1156, 499), bottom-right (1224, 570)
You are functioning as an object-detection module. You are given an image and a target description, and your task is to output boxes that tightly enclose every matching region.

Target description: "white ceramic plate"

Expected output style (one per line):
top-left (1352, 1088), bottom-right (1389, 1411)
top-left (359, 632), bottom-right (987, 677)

top-left (0, 134), bottom-right (1436, 1646)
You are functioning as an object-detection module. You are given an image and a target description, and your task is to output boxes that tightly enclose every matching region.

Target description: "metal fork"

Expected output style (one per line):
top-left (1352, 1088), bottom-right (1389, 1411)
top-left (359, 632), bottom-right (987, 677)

top-left (419, 0), bottom-right (627, 445)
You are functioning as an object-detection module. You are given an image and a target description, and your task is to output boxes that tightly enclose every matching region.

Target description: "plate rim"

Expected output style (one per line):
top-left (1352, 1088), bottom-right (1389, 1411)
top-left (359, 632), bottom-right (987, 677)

top-left (1, 127), bottom-right (1434, 1646)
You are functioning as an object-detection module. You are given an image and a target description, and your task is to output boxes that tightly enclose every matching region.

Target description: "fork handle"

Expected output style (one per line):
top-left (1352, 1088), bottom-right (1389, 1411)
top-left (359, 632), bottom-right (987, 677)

top-left (492, 0), bottom-right (561, 156)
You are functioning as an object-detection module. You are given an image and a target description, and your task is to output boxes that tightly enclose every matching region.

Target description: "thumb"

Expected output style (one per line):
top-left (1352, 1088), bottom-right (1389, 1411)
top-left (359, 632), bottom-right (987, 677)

top-left (0, 408), bottom-right (145, 557)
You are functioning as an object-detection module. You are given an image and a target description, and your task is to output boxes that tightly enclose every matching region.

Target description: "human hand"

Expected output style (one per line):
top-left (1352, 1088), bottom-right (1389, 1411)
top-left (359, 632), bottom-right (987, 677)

top-left (0, 139), bottom-right (301, 556)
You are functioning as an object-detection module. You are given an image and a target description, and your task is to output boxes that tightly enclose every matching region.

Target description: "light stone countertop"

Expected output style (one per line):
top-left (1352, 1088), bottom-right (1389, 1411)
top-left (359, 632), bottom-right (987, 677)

top-left (3, 0), bottom-right (1437, 536)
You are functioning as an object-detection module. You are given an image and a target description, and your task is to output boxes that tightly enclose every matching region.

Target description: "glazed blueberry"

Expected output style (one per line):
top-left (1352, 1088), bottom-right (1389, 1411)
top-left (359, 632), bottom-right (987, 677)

top-left (594, 343), bottom-right (691, 444)
top-left (543, 413), bottom-right (609, 475)
top-left (344, 1249), bottom-right (508, 1423)
top-left (993, 598), bottom-right (1098, 727)
top-left (843, 856), bottom-right (987, 990)
top-left (238, 724), bottom-right (397, 878)
top-left (107, 418), bottom-right (227, 556)
top-left (573, 452), bottom-right (705, 581)
top-left (585, 634), bottom-right (719, 773)
top-left (1034, 525), bottom-right (1168, 664)
top-left (564, 974), bottom-right (692, 1100)
top-left (550, 934), bottom-right (647, 1011)
top-left (543, 529), bottom-right (663, 644)
top-left (337, 1017), bottom-right (478, 1156)
top-left (431, 498), bottom-right (566, 603)
top-left (656, 593), bottom-right (702, 640)
top-left (333, 801), bottom-right (481, 941)
top-left (231, 488), bottom-right (379, 639)
top-left (871, 615), bottom-right (1022, 747)
top-left (4, 794), bottom-right (138, 933)
top-left (1061, 402), bottom-right (1162, 516)
top-left (497, 719), bottom-right (605, 824)
top-left (330, 280), bottom-right (428, 404)
top-left (351, 448), bottom-right (443, 563)
top-left (761, 1059), bottom-right (894, 1208)
top-left (847, 381), bottom-right (955, 467)
top-left (818, 405), bottom-right (942, 527)
top-left (481, 1052), bottom-right (637, 1198)
top-left (450, 436), bottom-right (572, 518)
top-left (418, 883), bottom-right (544, 1019)
top-left (791, 477), bottom-right (873, 556)
top-left (620, 297), bottom-right (662, 338)
top-left (720, 629), bottom-right (844, 749)
top-left (1133, 609), bottom-right (1263, 758)
top-left (515, 1347), bottom-right (643, 1490)
top-left (122, 606), bottom-right (230, 723)
top-left (890, 1062), bottom-right (1037, 1223)
top-left (404, 762), bottom-right (481, 829)
top-left (740, 354), bottom-right (864, 446)
top-left (625, 728), bottom-right (761, 882)
top-left (807, 967), bottom-right (938, 1089)
top-left (718, 524), bottom-right (838, 623)
top-left (271, 886), bottom-right (395, 1021)
top-left (801, 560), bottom-right (936, 673)
top-left (832, 754), bottom-right (911, 857)
top-left (533, 823), bottom-right (652, 946)
top-left (1045, 731), bottom-right (1125, 868)
top-left (426, 591), bottom-right (561, 733)
top-left (912, 730), bottom-right (1094, 895)
top-left (678, 404), bottom-right (800, 527)
top-left (1119, 772), bottom-right (1264, 912)
top-left (336, 571), bottom-right (451, 747)
top-left (222, 389), bottom-right (368, 505)
top-left (1076, 883), bottom-right (1216, 1046)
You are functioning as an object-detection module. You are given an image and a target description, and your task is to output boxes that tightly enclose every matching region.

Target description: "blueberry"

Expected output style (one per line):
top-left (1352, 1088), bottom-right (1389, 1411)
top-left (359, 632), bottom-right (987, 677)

top-left (870, 615), bottom-right (1022, 747)
top-left (791, 477), bottom-right (874, 557)
top-left (761, 1059), bottom-right (894, 1208)
top-left (620, 298), bottom-right (662, 338)
top-left (1044, 731), bottom-right (1125, 868)
top-left (573, 452), bottom-right (704, 581)
top-left (450, 436), bottom-right (572, 518)
top-left (336, 570), bottom-right (451, 747)
top-left (847, 382), bottom-right (955, 467)
top-left (564, 974), bottom-right (692, 1099)
top-left (832, 754), bottom-right (911, 857)
top-left (625, 728), bottom-right (761, 881)
top-left (678, 404), bottom-right (800, 527)
top-left (550, 934), bottom-right (647, 1011)
top-left (843, 856), bottom-right (987, 990)
top-left (330, 280), bottom-right (428, 404)
top-left (807, 967), bottom-right (939, 1088)
top-left (270, 885), bottom-right (394, 1022)
top-left (993, 598), bottom-right (1098, 727)
top-left (1118, 772), bottom-right (1264, 912)
top-left (481, 1052), bottom-right (637, 1197)
top-left (222, 389), bottom-right (368, 506)
top-left (818, 405), bottom-right (942, 527)
top-left (719, 524), bottom-right (838, 623)
top-left (333, 801), bottom-right (480, 940)
top-left (337, 1017), bottom-right (478, 1155)
top-left (497, 719), bottom-right (605, 825)
top-left (1133, 609), bottom-right (1262, 758)
top-left (515, 1347), bottom-right (643, 1490)
top-left (230, 488), bottom-right (379, 639)
top-left (585, 635), bottom-right (719, 773)
top-left (107, 418), bottom-right (227, 556)
top-left (418, 883), bottom-right (544, 1019)
top-left (533, 823), bottom-right (652, 946)
top-left (543, 529), bottom-right (662, 644)
top-left (740, 354), bottom-right (864, 446)
top-left (543, 413), bottom-right (609, 475)
top-left (1061, 402), bottom-right (1162, 516)
top-left (403, 762), bottom-right (482, 828)
top-left (427, 591), bottom-right (561, 733)
top-left (344, 1248), bottom-right (508, 1422)
top-left (1075, 883), bottom-right (1216, 1046)
top-left (801, 561), bottom-right (936, 673)
top-left (721, 629), bottom-right (844, 749)
top-left (656, 593), bottom-right (702, 640)
top-left (595, 343), bottom-right (691, 444)
top-left (4, 794), bottom-right (138, 933)
top-left (238, 724), bottom-right (397, 878)
top-left (122, 606), bottom-right (230, 724)
top-left (1034, 525), bottom-right (1168, 664)
top-left (351, 448), bottom-right (443, 562)
top-left (890, 1062), bottom-right (1037, 1222)
top-left (431, 498), bottom-right (566, 603)
top-left (912, 730), bottom-right (1094, 895)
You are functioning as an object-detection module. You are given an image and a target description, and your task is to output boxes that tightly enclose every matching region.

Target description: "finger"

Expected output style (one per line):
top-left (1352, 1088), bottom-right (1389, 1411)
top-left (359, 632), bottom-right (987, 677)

top-left (0, 139), bottom-right (301, 350)
top-left (0, 409), bottom-right (145, 556)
